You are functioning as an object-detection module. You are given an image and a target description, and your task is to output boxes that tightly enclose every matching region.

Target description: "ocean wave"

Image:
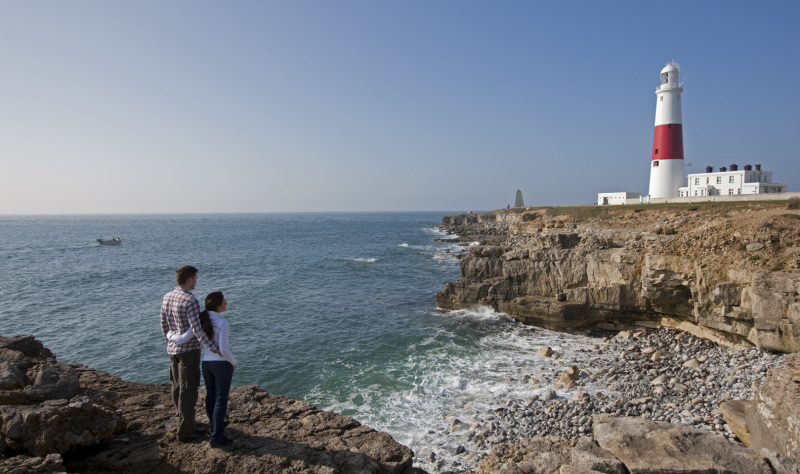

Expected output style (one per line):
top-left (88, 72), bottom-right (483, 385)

top-left (350, 258), bottom-right (377, 263)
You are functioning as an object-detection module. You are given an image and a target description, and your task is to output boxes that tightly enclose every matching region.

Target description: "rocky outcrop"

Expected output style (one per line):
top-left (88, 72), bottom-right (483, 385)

top-left (0, 335), bottom-right (126, 458)
top-left (0, 335), bottom-right (415, 473)
top-left (747, 352), bottom-right (800, 462)
top-left (436, 204), bottom-right (800, 353)
top-left (477, 414), bottom-right (798, 474)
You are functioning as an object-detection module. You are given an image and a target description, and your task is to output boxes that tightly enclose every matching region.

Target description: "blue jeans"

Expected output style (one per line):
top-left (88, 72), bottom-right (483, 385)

top-left (202, 360), bottom-right (233, 441)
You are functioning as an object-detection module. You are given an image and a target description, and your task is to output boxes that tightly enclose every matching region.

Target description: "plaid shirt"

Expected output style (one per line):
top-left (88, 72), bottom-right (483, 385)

top-left (160, 287), bottom-right (219, 355)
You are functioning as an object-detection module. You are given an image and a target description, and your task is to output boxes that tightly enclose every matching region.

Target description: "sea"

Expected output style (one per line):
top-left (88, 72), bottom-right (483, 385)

top-left (0, 212), bottom-right (606, 471)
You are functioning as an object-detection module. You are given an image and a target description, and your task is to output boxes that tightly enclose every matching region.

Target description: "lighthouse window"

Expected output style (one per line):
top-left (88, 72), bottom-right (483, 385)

top-left (653, 161), bottom-right (659, 167)
top-left (660, 96), bottom-right (664, 101)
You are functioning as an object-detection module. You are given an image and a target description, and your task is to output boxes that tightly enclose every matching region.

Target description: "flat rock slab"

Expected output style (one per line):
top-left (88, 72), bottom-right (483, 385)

top-left (592, 414), bottom-right (771, 473)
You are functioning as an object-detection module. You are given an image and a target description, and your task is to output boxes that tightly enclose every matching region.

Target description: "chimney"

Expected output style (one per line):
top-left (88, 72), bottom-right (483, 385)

top-left (744, 164), bottom-right (752, 171)
top-left (730, 164), bottom-right (738, 171)
top-left (705, 166), bottom-right (713, 173)
top-left (755, 163), bottom-right (761, 171)
top-left (720, 166), bottom-right (727, 172)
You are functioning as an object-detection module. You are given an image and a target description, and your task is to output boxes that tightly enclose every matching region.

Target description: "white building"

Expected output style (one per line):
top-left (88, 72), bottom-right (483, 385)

top-left (678, 163), bottom-right (786, 197)
top-left (597, 192), bottom-right (642, 205)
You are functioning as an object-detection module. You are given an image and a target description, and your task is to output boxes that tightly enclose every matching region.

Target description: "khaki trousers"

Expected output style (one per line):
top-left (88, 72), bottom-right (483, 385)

top-left (169, 349), bottom-right (201, 439)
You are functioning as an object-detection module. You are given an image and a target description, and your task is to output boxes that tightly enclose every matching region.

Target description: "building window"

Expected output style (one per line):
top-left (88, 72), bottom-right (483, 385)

top-left (716, 177), bottom-right (722, 184)
top-left (728, 189), bottom-right (734, 195)
top-left (729, 176), bottom-right (735, 183)
top-left (694, 190), bottom-right (698, 196)
top-left (738, 189), bottom-right (741, 194)
top-left (694, 178), bottom-right (699, 185)
top-left (706, 177), bottom-right (710, 184)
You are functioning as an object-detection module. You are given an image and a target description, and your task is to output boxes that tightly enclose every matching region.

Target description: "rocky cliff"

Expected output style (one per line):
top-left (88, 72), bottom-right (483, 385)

top-left (436, 202), bottom-right (800, 353)
top-left (0, 335), bottom-right (415, 473)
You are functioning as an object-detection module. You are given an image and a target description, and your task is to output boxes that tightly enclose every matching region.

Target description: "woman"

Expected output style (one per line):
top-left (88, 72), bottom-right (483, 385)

top-left (168, 291), bottom-right (236, 447)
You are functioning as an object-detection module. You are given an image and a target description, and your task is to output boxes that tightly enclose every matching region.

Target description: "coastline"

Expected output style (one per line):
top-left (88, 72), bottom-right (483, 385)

top-left (427, 202), bottom-right (800, 471)
top-left (2, 205), bottom-right (799, 472)
top-left (3, 328), bottom-right (797, 473)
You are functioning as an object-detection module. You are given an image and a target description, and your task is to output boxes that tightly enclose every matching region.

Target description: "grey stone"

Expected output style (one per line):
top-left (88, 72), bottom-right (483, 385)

top-left (22, 364), bottom-right (79, 402)
top-left (0, 361), bottom-right (26, 391)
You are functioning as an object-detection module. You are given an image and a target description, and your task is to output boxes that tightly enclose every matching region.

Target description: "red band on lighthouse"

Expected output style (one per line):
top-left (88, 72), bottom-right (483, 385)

top-left (652, 123), bottom-right (684, 160)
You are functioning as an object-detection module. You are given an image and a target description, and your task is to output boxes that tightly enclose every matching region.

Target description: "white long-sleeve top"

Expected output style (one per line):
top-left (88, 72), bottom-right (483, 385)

top-left (167, 311), bottom-right (237, 366)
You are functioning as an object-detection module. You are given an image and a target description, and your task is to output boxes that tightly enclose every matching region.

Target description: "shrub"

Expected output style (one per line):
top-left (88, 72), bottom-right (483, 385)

top-left (787, 196), bottom-right (800, 209)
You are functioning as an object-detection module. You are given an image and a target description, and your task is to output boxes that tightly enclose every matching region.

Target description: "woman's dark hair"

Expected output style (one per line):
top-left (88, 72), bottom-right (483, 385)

top-left (199, 291), bottom-right (224, 340)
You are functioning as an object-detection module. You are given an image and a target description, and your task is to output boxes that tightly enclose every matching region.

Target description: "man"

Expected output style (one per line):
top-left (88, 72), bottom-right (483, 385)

top-left (160, 265), bottom-right (220, 442)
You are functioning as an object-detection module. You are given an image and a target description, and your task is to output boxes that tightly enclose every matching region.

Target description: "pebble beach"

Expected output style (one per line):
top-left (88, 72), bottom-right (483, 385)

top-left (418, 326), bottom-right (784, 472)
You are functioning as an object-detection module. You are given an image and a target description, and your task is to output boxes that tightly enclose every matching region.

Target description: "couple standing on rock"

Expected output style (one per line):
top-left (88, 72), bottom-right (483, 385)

top-left (160, 265), bottom-right (238, 447)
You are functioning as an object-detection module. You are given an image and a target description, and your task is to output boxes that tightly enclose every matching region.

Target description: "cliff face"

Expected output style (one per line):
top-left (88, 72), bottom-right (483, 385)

top-left (436, 204), bottom-right (800, 353)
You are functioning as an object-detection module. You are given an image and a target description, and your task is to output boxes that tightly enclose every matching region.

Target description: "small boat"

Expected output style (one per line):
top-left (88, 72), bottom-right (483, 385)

top-left (97, 238), bottom-right (122, 245)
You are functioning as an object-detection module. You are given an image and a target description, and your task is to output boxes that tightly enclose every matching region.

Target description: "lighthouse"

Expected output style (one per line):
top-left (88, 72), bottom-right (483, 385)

top-left (648, 61), bottom-right (685, 198)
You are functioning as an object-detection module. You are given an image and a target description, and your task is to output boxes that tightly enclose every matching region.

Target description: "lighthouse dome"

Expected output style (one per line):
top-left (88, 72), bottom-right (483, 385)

top-left (658, 60), bottom-right (682, 90)
top-left (660, 61), bottom-right (680, 74)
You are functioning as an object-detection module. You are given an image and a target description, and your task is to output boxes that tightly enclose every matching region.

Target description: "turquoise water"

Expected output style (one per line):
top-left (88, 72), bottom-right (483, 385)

top-left (0, 212), bottom-right (602, 470)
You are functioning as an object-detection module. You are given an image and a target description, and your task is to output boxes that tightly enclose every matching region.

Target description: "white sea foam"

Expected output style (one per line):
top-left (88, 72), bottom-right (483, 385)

top-left (399, 243), bottom-right (409, 247)
top-left (350, 257), bottom-right (377, 263)
top-left (311, 305), bottom-right (609, 472)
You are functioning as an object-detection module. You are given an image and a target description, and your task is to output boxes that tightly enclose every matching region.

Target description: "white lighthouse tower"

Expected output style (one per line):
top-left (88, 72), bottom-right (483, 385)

top-left (648, 61), bottom-right (685, 198)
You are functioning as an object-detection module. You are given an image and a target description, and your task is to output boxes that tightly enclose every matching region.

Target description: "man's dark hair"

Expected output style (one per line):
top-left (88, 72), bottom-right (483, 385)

top-left (175, 265), bottom-right (198, 286)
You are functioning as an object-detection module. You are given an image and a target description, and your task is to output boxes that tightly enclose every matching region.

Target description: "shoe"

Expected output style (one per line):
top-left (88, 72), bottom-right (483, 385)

top-left (177, 428), bottom-right (208, 442)
top-left (209, 436), bottom-right (234, 447)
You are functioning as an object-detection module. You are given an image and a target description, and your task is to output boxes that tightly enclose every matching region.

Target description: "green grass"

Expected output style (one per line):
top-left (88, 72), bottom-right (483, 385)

top-left (504, 200), bottom-right (789, 219)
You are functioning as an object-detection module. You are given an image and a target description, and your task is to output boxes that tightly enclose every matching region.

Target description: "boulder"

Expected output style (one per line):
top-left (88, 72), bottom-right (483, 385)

top-left (592, 414), bottom-right (770, 473)
top-left (23, 364), bottom-right (79, 402)
top-left (557, 366), bottom-right (579, 384)
top-left (476, 436), bottom-right (614, 474)
top-left (0, 396), bottom-right (126, 457)
top-left (0, 362), bottom-right (26, 391)
top-left (747, 353), bottom-right (800, 462)
top-left (720, 399), bottom-right (750, 446)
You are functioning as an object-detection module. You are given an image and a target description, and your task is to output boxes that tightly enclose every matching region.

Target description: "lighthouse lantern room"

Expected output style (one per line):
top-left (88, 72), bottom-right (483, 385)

top-left (648, 61), bottom-right (685, 198)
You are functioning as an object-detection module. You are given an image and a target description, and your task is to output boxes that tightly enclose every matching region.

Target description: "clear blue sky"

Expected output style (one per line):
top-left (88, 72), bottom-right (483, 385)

top-left (2, 1), bottom-right (798, 214)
